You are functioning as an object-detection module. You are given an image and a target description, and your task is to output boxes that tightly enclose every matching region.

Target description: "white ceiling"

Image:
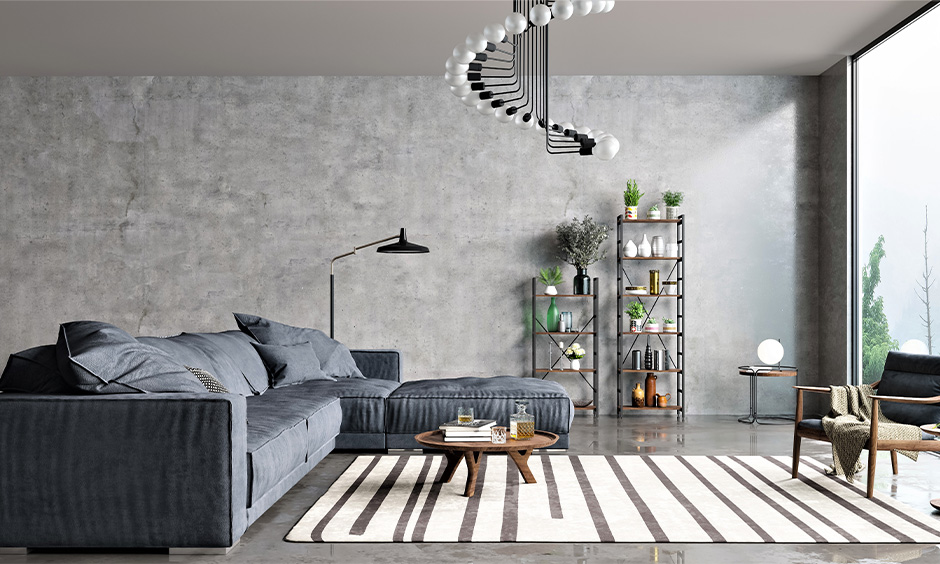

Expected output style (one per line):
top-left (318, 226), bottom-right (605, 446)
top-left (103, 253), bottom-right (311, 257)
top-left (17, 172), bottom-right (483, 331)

top-left (0, 0), bottom-right (928, 76)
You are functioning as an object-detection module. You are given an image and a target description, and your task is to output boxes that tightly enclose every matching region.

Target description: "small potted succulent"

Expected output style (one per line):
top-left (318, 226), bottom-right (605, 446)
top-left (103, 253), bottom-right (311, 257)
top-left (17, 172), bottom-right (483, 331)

top-left (663, 318), bottom-right (677, 332)
top-left (538, 266), bottom-right (563, 296)
top-left (626, 301), bottom-right (646, 333)
top-left (564, 343), bottom-right (586, 371)
top-left (663, 190), bottom-right (684, 220)
top-left (623, 179), bottom-right (643, 220)
top-left (645, 316), bottom-right (661, 333)
top-left (647, 205), bottom-right (661, 220)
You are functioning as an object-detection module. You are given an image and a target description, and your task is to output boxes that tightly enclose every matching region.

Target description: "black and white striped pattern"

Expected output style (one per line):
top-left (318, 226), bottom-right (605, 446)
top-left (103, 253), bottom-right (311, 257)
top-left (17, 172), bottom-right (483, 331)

top-left (286, 455), bottom-right (940, 543)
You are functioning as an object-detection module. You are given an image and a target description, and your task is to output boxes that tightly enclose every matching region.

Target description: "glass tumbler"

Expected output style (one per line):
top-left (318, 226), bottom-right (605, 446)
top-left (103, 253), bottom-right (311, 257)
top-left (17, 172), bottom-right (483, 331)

top-left (491, 426), bottom-right (507, 444)
top-left (457, 406), bottom-right (474, 425)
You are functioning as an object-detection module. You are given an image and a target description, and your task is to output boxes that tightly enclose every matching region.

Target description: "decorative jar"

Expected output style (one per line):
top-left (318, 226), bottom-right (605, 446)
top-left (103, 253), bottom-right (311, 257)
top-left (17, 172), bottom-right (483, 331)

top-left (510, 400), bottom-right (535, 440)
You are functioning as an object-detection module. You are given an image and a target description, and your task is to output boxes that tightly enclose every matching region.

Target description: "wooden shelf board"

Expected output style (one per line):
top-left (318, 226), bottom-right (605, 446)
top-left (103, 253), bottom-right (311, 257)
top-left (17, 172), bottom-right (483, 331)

top-left (621, 219), bottom-right (680, 224)
top-left (620, 257), bottom-right (681, 260)
top-left (620, 369), bottom-right (682, 373)
top-left (534, 331), bottom-right (596, 335)
top-left (620, 405), bottom-right (682, 411)
top-left (535, 294), bottom-right (595, 298)
top-left (622, 294), bottom-right (683, 298)
top-left (620, 331), bottom-right (682, 336)
top-left (574, 405), bottom-right (597, 411)
top-left (535, 368), bottom-right (596, 373)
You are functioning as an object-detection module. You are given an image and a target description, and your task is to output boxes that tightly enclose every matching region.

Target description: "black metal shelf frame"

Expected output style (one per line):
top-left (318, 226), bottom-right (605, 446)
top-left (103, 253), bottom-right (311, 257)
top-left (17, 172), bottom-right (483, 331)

top-left (531, 277), bottom-right (599, 419)
top-left (616, 216), bottom-right (685, 419)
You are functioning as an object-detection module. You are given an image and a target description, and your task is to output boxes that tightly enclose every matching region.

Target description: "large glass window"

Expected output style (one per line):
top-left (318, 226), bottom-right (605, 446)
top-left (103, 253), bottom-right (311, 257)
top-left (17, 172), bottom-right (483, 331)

top-left (857, 5), bottom-right (940, 383)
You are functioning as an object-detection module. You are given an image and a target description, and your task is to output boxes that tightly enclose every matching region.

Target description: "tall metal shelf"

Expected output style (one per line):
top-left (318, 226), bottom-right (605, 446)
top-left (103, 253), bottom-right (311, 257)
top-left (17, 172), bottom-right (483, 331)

top-left (616, 215), bottom-right (685, 419)
top-left (531, 277), bottom-right (599, 420)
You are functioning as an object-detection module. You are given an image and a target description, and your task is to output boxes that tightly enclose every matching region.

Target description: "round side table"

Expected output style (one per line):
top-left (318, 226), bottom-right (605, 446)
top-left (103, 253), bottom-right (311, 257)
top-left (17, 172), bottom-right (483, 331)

top-left (737, 365), bottom-right (798, 425)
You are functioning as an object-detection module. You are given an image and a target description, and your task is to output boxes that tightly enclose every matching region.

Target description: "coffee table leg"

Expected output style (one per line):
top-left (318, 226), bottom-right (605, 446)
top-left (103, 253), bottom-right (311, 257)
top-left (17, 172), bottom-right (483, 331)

top-left (439, 451), bottom-right (464, 484)
top-left (463, 451), bottom-right (483, 497)
top-left (508, 449), bottom-right (536, 483)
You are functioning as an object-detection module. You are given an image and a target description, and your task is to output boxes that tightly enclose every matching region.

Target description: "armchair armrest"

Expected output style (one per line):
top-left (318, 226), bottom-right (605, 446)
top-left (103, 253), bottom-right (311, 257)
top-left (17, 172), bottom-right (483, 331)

top-left (793, 386), bottom-right (832, 394)
top-left (869, 394), bottom-right (940, 405)
top-left (0, 392), bottom-right (247, 548)
top-left (351, 349), bottom-right (402, 383)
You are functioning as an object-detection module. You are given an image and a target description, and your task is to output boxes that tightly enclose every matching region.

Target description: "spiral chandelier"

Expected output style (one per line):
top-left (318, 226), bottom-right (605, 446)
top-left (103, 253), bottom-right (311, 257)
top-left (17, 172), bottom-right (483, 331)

top-left (445, 0), bottom-right (620, 160)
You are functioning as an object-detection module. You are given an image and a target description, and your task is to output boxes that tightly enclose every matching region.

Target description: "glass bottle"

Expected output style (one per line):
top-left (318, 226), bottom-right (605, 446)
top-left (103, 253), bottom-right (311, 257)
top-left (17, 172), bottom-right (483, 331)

top-left (547, 297), bottom-right (560, 332)
top-left (510, 400), bottom-right (535, 440)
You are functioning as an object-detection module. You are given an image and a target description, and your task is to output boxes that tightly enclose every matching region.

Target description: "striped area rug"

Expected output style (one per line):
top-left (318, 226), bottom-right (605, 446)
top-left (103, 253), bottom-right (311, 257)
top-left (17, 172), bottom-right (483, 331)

top-left (286, 454), bottom-right (940, 543)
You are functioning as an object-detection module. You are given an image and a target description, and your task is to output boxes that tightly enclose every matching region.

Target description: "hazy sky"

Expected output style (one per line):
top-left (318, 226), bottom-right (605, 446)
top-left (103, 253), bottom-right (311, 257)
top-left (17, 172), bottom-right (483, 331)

top-left (859, 6), bottom-right (940, 350)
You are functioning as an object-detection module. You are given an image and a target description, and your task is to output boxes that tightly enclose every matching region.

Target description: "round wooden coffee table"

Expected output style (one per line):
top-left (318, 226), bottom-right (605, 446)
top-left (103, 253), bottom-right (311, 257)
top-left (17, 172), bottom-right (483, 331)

top-left (414, 430), bottom-right (558, 497)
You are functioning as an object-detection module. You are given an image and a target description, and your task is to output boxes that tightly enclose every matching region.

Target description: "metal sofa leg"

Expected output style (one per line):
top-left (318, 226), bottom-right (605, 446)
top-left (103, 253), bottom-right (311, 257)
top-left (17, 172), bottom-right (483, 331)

top-left (169, 540), bottom-right (239, 555)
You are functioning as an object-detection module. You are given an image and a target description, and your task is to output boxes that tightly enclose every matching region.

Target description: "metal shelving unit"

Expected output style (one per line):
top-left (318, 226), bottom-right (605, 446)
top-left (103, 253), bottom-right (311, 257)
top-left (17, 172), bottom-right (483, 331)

top-left (531, 277), bottom-right (599, 419)
top-left (616, 215), bottom-right (685, 419)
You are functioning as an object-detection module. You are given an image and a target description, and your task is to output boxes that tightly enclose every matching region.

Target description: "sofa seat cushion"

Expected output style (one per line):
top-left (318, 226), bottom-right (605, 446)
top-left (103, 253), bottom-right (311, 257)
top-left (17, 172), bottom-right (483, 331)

top-left (798, 418), bottom-right (937, 441)
top-left (386, 376), bottom-right (573, 436)
top-left (139, 331), bottom-right (269, 396)
top-left (246, 392), bottom-right (340, 506)
top-left (282, 379), bottom-right (399, 434)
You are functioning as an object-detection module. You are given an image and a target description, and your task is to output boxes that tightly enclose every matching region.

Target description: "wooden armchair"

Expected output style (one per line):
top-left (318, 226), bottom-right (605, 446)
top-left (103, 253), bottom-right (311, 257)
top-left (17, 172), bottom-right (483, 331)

top-left (792, 352), bottom-right (940, 498)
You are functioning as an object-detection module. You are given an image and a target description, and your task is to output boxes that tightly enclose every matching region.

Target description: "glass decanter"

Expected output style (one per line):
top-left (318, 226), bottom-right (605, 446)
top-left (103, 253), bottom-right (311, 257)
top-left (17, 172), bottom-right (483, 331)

top-left (510, 400), bottom-right (535, 440)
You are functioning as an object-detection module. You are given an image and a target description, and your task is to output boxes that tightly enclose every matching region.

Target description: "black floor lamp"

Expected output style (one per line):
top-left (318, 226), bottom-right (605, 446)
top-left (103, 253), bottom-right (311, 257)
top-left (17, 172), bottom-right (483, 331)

top-left (330, 228), bottom-right (430, 338)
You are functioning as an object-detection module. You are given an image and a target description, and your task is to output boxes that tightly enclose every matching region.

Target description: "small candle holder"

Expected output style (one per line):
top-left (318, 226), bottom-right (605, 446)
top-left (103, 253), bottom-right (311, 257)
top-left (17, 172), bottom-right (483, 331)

top-left (490, 426), bottom-right (507, 444)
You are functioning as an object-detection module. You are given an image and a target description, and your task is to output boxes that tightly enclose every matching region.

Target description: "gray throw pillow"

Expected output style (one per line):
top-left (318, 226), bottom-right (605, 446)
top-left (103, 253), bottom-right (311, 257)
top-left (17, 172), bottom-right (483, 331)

top-left (56, 321), bottom-right (206, 394)
top-left (250, 341), bottom-right (335, 388)
top-left (234, 313), bottom-right (364, 379)
top-left (0, 345), bottom-right (75, 394)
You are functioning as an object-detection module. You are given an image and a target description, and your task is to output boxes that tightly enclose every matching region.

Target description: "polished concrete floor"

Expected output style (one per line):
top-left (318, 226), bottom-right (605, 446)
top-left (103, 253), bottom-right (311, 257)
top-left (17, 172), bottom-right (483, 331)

top-left (4, 414), bottom-right (940, 564)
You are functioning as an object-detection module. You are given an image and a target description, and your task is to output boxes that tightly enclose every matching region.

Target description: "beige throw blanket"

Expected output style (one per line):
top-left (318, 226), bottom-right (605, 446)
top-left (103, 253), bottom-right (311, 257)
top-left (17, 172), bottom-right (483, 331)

top-left (821, 384), bottom-right (920, 482)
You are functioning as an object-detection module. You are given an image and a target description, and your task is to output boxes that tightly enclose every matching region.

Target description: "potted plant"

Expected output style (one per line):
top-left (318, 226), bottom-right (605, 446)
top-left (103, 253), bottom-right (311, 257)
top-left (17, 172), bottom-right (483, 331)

top-left (623, 179), bottom-right (643, 220)
top-left (645, 316), bottom-right (660, 333)
top-left (564, 343), bottom-right (586, 371)
top-left (663, 190), bottom-right (684, 220)
top-left (555, 216), bottom-right (610, 295)
top-left (663, 318), bottom-right (677, 332)
top-left (647, 205), bottom-right (661, 220)
top-left (538, 266), bottom-right (563, 296)
top-left (626, 301), bottom-right (646, 333)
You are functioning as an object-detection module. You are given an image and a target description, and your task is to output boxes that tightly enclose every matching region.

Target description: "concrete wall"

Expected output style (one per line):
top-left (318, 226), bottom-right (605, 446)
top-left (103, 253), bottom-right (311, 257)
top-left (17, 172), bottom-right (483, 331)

top-left (0, 75), bottom-right (820, 415)
top-left (811, 58), bottom-right (853, 416)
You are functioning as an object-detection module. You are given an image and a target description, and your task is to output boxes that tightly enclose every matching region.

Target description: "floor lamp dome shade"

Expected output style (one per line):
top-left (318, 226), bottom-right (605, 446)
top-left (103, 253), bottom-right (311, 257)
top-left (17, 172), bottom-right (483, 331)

top-left (377, 228), bottom-right (430, 254)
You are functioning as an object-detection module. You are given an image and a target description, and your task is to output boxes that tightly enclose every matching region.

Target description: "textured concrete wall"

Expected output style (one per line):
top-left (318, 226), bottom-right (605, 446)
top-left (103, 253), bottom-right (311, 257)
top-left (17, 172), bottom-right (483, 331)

top-left (0, 75), bottom-right (819, 415)
top-left (811, 58), bottom-right (852, 416)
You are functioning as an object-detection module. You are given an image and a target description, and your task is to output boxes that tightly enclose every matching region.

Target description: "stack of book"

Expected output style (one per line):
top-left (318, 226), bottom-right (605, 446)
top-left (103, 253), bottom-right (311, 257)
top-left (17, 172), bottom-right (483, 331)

top-left (439, 419), bottom-right (496, 442)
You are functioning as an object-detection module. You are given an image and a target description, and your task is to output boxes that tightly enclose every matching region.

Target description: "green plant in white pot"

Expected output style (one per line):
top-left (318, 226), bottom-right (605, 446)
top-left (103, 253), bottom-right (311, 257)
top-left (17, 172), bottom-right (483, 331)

top-left (623, 180), bottom-right (643, 220)
top-left (663, 190), bottom-right (684, 220)
top-left (647, 205), bottom-right (661, 220)
top-left (663, 317), bottom-right (677, 332)
top-left (538, 266), bottom-right (563, 296)
top-left (626, 301), bottom-right (646, 333)
top-left (645, 316), bottom-right (660, 333)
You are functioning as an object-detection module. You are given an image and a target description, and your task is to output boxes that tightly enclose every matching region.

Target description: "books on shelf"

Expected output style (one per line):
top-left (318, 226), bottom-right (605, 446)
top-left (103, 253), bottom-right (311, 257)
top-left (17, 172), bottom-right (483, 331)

top-left (439, 419), bottom-right (496, 442)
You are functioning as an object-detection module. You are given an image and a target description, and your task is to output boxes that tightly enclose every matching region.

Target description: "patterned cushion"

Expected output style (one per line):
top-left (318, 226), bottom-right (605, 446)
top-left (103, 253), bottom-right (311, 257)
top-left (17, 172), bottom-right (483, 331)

top-left (185, 366), bottom-right (230, 394)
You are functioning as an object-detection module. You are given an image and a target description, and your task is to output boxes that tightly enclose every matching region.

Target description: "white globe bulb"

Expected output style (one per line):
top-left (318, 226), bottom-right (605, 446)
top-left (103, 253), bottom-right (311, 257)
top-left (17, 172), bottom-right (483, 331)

top-left (590, 0), bottom-right (606, 14)
top-left (530, 4), bottom-right (552, 26)
top-left (757, 339), bottom-right (785, 365)
top-left (594, 136), bottom-right (620, 161)
top-left (573, 0), bottom-right (592, 16)
top-left (483, 23), bottom-right (506, 43)
top-left (576, 124), bottom-right (591, 136)
top-left (466, 32), bottom-right (488, 53)
top-left (514, 113), bottom-right (534, 129)
top-left (560, 121), bottom-right (575, 133)
top-left (476, 100), bottom-right (496, 115)
top-left (552, 0), bottom-right (574, 20)
top-left (444, 72), bottom-right (467, 87)
top-left (461, 94), bottom-right (480, 106)
top-left (588, 129), bottom-right (603, 138)
top-left (445, 57), bottom-right (468, 75)
top-left (454, 44), bottom-right (476, 64)
top-left (495, 107), bottom-right (514, 123)
top-left (602, 0), bottom-right (615, 13)
top-left (450, 83), bottom-right (472, 97)
top-left (505, 13), bottom-right (527, 35)
top-left (901, 339), bottom-right (930, 354)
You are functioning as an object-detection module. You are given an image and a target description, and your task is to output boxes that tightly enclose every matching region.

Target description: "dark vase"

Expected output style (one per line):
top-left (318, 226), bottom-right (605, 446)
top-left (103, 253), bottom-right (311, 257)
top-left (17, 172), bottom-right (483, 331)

top-left (573, 268), bottom-right (591, 295)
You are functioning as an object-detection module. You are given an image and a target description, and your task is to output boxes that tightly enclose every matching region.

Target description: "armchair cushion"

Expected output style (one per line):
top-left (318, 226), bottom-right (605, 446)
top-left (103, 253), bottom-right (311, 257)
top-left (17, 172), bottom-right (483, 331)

top-left (878, 352), bottom-right (940, 425)
top-left (798, 417), bottom-right (938, 441)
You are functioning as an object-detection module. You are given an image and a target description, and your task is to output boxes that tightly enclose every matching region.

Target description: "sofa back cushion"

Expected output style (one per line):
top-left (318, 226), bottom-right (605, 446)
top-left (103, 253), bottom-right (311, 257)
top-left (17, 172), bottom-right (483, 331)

top-left (878, 351), bottom-right (940, 425)
top-left (251, 341), bottom-right (334, 388)
top-left (56, 321), bottom-right (205, 394)
top-left (0, 345), bottom-right (75, 394)
top-left (138, 332), bottom-right (262, 396)
top-left (234, 313), bottom-right (363, 379)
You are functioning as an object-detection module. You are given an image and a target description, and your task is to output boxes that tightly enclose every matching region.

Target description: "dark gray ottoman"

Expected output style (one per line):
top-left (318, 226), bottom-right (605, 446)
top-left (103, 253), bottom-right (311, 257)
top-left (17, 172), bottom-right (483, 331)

top-left (385, 376), bottom-right (574, 449)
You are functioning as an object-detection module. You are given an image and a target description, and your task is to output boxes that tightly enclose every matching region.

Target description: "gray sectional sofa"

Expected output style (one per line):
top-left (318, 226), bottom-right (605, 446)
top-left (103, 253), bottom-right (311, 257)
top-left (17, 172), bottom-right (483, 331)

top-left (0, 319), bottom-right (573, 552)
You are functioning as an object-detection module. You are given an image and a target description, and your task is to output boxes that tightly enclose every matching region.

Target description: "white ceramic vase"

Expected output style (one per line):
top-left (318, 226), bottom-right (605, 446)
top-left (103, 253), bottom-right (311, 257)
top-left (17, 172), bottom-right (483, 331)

top-left (665, 243), bottom-right (679, 257)
top-left (570, 358), bottom-right (581, 371)
top-left (651, 236), bottom-right (665, 257)
top-left (638, 235), bottom-right (652, 257)
top-left (666, 206), bottom-right (680, 220)
top-left (624, 240), bottom-right (638, 257)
